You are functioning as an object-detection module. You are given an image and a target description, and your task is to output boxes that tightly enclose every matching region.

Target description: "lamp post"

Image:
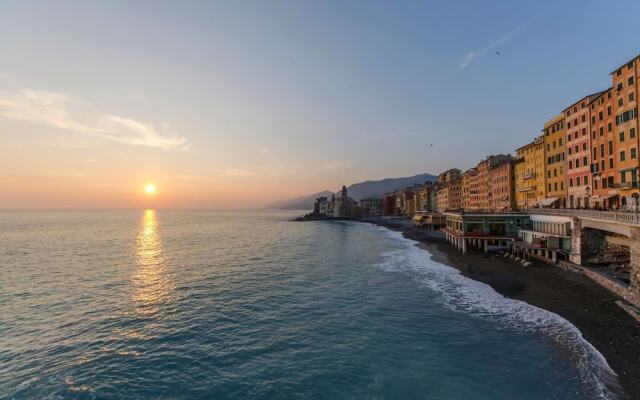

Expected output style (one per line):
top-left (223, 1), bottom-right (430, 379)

top-left (585, 185), bottom-right (591, 209)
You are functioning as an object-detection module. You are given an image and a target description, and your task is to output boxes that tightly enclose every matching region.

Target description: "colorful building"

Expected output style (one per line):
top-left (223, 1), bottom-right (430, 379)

top-left (610, 56), bottom-right (640, 209)
top-left (515, 136), bottom-right (546, 209)
top-left (543, 114), bottom-right (567, 207)
top-left (488, 157), bottom-right (516, 211)
top-left (590, 88), bottom-right (617, 207)
top-left (564, 92), bottom-right (602, 208)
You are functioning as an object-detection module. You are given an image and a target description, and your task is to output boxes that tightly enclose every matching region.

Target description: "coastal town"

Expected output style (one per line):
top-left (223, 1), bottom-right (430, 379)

top-left (309, 53), bottom-right (640, 313)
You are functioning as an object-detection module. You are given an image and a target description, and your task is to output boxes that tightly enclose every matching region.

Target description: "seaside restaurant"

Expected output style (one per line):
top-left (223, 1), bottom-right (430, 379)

top-left (513, 215), bottom-right (573, 264)
top-left (441, 211), bottom-right (530, 254)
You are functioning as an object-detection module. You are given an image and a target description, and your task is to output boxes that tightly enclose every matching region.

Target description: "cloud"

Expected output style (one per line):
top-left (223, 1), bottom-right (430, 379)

top-left (459, 19), bottom-right (533, 70)
top-left (0, 89), bottom-right (187, 149)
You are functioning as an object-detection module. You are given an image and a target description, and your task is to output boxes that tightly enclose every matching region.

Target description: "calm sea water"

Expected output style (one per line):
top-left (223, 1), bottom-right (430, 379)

top-left (0, 210), bottom-right (621, 399)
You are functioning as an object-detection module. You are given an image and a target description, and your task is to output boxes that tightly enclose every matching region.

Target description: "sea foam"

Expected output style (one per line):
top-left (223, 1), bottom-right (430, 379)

top-left (374, 227), bottom-right (621, 400)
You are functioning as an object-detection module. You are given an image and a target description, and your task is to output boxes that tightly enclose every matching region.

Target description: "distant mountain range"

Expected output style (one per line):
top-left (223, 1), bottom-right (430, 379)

top-left (268, 172), bottom-right (435, 210)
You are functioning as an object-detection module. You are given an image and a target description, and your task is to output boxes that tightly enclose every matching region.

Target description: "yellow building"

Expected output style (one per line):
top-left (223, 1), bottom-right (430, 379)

top-left (515, 135), bottom-right (546, 209)
top-left (543, 114), bottom-right (567, 207)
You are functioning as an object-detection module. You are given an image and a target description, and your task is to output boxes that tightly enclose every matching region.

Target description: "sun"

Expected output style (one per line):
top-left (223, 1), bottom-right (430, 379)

top-left (144, 183), bottom-right (157, 195)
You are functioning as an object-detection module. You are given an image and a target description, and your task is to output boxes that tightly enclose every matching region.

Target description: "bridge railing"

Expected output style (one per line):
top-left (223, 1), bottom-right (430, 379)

top-left (525, 208), bottom-right (640, 224)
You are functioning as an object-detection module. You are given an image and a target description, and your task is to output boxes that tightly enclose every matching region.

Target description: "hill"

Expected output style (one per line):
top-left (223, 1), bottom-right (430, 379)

top-left (268, 172), bottom-right (435, 210)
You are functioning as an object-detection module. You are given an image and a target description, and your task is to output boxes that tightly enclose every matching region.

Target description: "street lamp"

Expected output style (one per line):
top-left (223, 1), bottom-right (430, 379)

top-left (585, 185), bottom-right (591, 209)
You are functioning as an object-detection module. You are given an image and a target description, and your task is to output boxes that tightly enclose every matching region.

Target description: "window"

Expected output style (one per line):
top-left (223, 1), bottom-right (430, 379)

top-left (620, 131), bottom-right (625, 142)
top-left (582, 128), bottom-right (586, 136)
top-left (548, 183), bottom-right (551, 191)
top-left (559, 138), bottom-right (563, 146)
top-left (601, 160), bottom-right (605, 171)
top-left (569, 160), bottom-right (573, 169)
top-left (582, 115), bottom-right (586, 122)
top-left (609, 158), bottom-right (614, 169)
top-left (631, 92), bottom-right (635, 102)
top-left (607, 106), bottom-right (612, 116)
top-left (567, 134), bottom-right (572, 142)
top-left (569, 178), bottom-right (573, 187)
top-left (609, 141), bottom-right (613, 155)
top-left (608, 123), bottom-right (612, 132)
top-left (619, 98), bottom-right (624, 107)
top-left (608, 176), bottom-right (614, 186)
top-left (632, 148), bottom-right (637, 159)
top-left (603, 178), bottom-right (608, 188)
top-left (583, 156), bottom-right (588, 166)
top-left (621, 171), bottom-right (627, 183)
top-left (629, 76), bottom-right (635, 86)
top-left (621, 151), bottom-right (626, 161)
top-left (600, 127), bottom-right (604, 136)
top-left (594, 180), bottom-right (598, 190)
top-left (599, 111), bottom-right (603, 120)
top-left (554, 182), bottom-right (558, 191)
top-left (617, 82), bottom-right (623, 91)
top-left (575, 158), bottom-right (580, 167)
top-left (568, 147), bottom-right (572, 155)
top-left (575, 145), bottom-right (579, 153)
top-left (592, 116), bottom-right (596, 124)
top-left (583, 142), bottom-right (587, 151)
top-left (631, 128), bottom-right (636, 138)
top-left (600, 144), bottom-right (605, 158)
top-left (554, 169), bottom-right (557, 177)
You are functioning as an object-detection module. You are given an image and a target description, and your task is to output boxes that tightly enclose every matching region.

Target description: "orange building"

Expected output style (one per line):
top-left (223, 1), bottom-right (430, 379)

top-left (610, 56), bottom-right (640, 208)
top-left (590, 88), bottom-right (617, 207)
top-left (564, 92), bottom-right (603, 208)
top-left (488, 157), bottom-right (516, 211)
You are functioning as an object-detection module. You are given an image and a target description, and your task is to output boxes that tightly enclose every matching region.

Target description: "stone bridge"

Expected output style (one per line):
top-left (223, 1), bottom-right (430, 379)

top-left (528, 208), bottom-right (640, 302)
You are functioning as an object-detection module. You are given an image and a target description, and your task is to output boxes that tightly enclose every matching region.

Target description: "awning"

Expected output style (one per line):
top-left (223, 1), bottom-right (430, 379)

top-left (591, 194), bottom-right (618, 201)
top-left (540, 197), bottom-right (559, 206)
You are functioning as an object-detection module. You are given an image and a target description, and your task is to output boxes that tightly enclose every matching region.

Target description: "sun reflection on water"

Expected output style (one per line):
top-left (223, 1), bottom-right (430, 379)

top-left (133, 209), bottom-right (174, 316)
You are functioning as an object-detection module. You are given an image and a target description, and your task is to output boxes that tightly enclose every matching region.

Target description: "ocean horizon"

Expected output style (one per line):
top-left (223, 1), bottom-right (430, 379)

top-left (0, 210), bottom-right (621, 399)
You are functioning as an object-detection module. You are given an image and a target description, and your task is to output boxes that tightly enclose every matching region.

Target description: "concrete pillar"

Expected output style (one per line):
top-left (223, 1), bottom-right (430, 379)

top-left (569, 217), bottom-right (582, 265)
top-left (630, 228), bottom-right (640, 298)
top-left (552, 250), bottom-right (557, 264)
top-left (483, 239), bottom-right (488, 254)
top-left (462, 238), bottom-right (467, 254)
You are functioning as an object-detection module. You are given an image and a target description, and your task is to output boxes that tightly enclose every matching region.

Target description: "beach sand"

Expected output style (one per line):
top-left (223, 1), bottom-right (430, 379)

top-left (363, 217), bottom-right (640, 399)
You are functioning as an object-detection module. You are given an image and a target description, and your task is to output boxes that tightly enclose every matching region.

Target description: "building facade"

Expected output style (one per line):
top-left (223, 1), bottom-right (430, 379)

top-left (610, 56), bottom-right (640, 209)
top-left (543, 114), bottom-right (567, 207)
top-left (565, 93), bottom-right (601, 208)
top-left (488, 158), bottom-right (516, 211)
top-left (591, 88), bottom-right (617, 208)
top-left (515, 136), bottom-right (546, 209)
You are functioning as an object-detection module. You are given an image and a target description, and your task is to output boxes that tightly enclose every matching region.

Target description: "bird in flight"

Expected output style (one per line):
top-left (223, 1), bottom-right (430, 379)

top-left (496, 51), bottom-right (501, 56)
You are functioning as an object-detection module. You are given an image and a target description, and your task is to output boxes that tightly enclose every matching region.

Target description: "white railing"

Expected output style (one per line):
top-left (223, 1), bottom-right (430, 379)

top-left (526, 208), bottom-right (640, 224)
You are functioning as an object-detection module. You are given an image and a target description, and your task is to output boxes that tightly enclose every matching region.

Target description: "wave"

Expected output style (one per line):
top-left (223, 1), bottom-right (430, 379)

top-left (374, 228), bottom-right (621, 400)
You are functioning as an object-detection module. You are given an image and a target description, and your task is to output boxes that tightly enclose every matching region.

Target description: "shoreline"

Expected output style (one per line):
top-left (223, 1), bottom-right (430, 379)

top-left (358, 217), bottom-right (640, 399)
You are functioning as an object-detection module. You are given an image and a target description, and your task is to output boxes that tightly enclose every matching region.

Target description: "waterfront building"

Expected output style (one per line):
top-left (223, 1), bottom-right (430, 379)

top-left (359, 197), bottom-right (383, 217)
top-left (313, 196), bottom-right (330, 216)
top-left (404, 188), bottom-right (417, 215)
top-left (543, 114), bottom-right (567, 208)
top-left (610, 56), bottom-right (640, 210)
top-left (412, 210), bottom-right (446, 230)
top-left (515, 136), bottom-right (546, 209)
top-left (383, 193), bottom-right (396, 216)
top-left (461, 168), bottom-right (478, 210)
top-left (488, 157), bottom-right (516, 212)
top-left (441, 211), bottom-right (530, 254)
top-left (333, 186), bottom-right (360, 218)
top-left (515, 214), bottom-right (573, 264)
top-left (415, 182), bottom-right (433, 212)
top-left (590, 88), bottom-right (618, 208)
top-left (564, 92), bottom-right (602, 208)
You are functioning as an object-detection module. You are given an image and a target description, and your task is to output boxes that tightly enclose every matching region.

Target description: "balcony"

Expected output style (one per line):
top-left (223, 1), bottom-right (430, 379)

top-left (521, 172), bottom-right (535, 179)
top-left (610, 182), bottom-right (640, 189)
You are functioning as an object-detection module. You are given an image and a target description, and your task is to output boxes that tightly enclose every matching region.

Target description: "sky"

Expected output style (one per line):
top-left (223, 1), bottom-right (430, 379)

top-left (1, 0), bottom-right (640, 209)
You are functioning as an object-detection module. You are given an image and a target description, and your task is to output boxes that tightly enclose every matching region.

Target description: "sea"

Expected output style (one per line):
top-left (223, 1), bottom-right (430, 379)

top-left (0, 210), bottom-right (622, 399)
